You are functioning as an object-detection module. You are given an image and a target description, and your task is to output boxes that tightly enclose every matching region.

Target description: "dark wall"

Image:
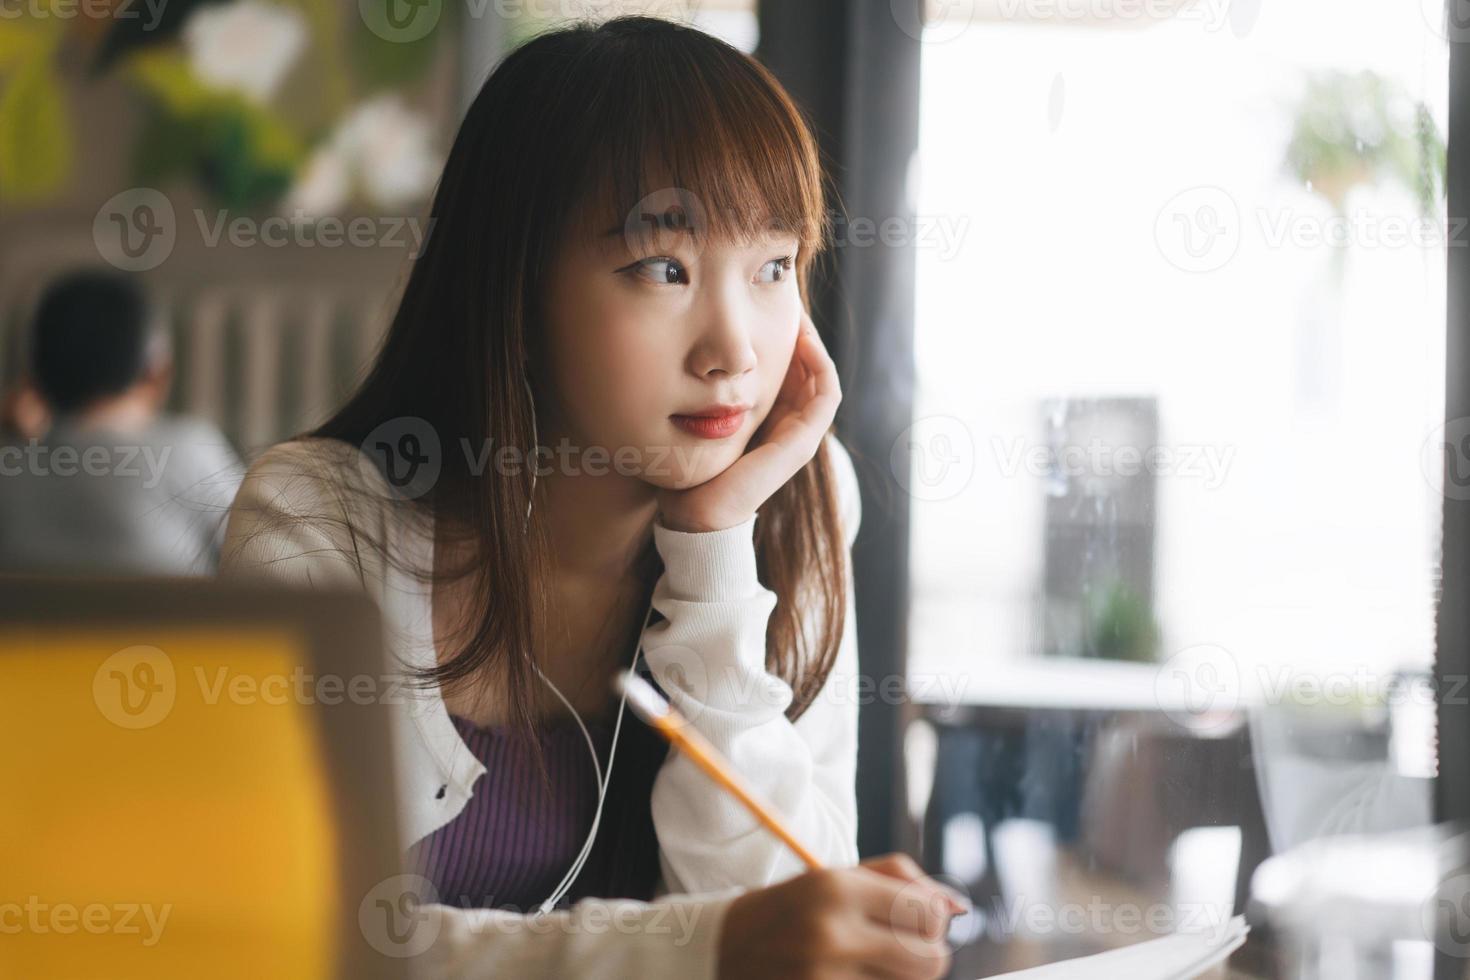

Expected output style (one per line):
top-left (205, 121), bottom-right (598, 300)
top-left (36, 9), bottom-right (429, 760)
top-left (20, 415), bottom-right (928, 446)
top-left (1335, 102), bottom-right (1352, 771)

top-left (758, 0), bottom-right (924, 858)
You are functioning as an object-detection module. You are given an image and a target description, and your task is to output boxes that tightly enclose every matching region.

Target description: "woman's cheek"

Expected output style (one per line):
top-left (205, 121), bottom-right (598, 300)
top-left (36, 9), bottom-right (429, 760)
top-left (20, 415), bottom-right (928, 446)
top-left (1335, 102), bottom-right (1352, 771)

top-left (598, 329), bottom-right (675, 442)
top-left (764, 316), bottom-right (800, 391)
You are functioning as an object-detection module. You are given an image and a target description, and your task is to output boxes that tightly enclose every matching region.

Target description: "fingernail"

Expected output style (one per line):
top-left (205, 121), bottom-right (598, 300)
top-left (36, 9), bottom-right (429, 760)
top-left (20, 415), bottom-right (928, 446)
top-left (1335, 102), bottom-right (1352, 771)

top-left (942, 889), bottom-right (972, 915)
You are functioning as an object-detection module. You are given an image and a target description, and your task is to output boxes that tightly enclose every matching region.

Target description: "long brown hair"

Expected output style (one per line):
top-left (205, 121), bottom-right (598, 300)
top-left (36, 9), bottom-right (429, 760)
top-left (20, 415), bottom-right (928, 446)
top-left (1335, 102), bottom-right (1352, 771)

top-left (295, 16), bottom-right (849, 746)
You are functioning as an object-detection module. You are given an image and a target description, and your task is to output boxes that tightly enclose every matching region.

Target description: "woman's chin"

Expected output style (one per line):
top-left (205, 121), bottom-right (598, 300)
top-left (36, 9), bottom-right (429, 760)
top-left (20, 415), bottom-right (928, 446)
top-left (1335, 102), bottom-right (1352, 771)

top-left (641, 464), bottom-right (723, 491)
top-left (635, 440), bottom-right (741, 490)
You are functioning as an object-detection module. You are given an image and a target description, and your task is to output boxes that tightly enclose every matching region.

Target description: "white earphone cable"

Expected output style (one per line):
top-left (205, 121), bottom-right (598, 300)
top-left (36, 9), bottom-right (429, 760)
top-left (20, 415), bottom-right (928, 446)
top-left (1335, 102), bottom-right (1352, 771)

top-left (532, 599), bottom-right (653, 914)
top-left (522, 370), bottom-right (652, 916)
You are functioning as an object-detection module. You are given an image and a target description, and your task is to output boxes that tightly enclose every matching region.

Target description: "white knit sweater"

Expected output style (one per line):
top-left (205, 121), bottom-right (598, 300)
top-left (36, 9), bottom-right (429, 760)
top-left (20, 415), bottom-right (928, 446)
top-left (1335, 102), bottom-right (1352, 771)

top-left (219, 432), bottom-right (863, 979)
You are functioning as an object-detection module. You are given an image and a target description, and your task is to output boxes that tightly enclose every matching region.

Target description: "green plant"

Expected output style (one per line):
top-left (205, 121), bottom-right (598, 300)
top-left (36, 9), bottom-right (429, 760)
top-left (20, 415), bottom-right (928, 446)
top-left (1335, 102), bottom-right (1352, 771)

top-left (0, 0), bottom-right (445, 211)
top-left (1284, 68), bottom-right (1445, 218)
top-left (1085, 578), bottom-right (1160, 664)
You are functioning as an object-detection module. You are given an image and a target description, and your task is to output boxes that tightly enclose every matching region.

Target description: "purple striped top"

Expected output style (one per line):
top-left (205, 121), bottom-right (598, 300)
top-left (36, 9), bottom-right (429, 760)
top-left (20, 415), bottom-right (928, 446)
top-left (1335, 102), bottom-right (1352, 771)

top-left (406, 706), bottom-right (668, 912)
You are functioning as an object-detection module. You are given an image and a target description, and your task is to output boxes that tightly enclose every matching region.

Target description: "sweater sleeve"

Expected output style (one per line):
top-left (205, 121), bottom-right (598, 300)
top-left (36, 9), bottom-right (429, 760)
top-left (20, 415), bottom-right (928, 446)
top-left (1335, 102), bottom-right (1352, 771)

top-left (642, 433), bottom-right (863, 892)
top-left (219, 442), bottom-right (368, 593)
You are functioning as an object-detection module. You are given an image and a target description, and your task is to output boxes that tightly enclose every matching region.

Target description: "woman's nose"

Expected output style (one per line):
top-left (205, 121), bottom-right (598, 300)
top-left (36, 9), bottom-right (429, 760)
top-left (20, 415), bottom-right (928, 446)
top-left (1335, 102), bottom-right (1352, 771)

top-left (688, 295), bottom-right (759, 380)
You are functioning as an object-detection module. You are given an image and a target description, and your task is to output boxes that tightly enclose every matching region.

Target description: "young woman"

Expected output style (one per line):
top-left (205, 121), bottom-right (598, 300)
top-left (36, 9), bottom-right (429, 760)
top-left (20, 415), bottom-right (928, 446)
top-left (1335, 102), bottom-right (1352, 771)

top-left (221, 15), bottom-right (960, 979)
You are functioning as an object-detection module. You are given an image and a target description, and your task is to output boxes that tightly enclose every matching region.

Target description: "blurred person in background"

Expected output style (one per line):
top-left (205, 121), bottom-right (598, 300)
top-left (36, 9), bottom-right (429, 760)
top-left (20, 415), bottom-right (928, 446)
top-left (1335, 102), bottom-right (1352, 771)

top-left (0, 268), bottom-right (244, 575)
top-left (0, 378), bottom-right (51, 441)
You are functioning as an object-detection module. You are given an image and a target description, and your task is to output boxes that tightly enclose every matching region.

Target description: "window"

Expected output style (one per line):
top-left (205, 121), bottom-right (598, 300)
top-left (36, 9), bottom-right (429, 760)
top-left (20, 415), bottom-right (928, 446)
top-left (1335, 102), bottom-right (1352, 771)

top-left (904, 3), bottom-right (1448, 972)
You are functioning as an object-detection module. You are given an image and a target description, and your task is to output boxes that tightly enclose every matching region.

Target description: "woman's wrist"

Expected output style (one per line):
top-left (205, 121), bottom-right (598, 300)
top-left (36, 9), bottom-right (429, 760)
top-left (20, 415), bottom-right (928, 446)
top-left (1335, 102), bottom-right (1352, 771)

top-left (657, 509), bottom-right (756, 534)
top-left (650, 512), bottom-right (764, 602)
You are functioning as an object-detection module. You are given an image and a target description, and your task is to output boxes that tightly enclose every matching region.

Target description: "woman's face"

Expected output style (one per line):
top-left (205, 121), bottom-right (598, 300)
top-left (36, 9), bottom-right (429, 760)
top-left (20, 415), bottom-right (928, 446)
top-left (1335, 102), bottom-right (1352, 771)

top-left (538, 201), bottom-right (803, 489)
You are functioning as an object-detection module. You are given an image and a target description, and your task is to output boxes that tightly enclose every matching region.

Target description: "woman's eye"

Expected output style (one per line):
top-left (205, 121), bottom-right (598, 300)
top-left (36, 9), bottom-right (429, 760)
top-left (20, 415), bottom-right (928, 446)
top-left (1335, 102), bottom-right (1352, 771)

top-left (757, 255), bottom-right (794, 284)
top-left (634, 257), bottom-right (688, 285)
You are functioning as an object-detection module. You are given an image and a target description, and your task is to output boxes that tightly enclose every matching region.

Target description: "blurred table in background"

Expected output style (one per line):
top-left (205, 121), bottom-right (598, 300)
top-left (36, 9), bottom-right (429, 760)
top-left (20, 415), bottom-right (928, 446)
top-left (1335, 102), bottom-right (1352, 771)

top-left (911, 660), bottom-right (1276, 979)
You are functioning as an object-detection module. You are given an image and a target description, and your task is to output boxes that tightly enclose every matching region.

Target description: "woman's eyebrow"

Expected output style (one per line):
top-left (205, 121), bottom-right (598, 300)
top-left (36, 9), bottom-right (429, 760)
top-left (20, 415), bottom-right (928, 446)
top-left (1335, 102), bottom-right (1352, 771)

top-left (602, 224), bottom-right (694, 238)
top-left (598, 223), bottom-right (796, 251)
top-left (599, 224), bottom-right (695, 257)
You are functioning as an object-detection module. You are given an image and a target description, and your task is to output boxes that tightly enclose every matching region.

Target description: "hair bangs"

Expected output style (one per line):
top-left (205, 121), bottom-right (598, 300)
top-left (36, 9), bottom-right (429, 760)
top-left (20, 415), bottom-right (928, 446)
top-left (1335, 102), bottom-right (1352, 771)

top-left (572, 27), bottom-right (828, 261)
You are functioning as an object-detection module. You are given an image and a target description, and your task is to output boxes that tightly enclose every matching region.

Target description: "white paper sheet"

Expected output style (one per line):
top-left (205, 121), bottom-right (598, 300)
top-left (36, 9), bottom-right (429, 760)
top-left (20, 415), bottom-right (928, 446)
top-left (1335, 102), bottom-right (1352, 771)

top-left (975, 916), bottom-right (1249, 980)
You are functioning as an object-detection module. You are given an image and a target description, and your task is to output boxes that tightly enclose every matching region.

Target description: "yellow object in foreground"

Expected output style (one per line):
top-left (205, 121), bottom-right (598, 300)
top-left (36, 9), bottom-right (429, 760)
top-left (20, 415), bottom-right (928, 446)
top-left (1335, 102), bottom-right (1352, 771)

top-left (0, 627), bottom-right (339, 980)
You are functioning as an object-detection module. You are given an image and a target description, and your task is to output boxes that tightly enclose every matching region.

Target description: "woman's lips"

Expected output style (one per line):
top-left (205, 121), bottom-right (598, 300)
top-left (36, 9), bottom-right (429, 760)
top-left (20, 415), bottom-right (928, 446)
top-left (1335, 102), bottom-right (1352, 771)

top-left (670, 410), bottom-right (747, 439)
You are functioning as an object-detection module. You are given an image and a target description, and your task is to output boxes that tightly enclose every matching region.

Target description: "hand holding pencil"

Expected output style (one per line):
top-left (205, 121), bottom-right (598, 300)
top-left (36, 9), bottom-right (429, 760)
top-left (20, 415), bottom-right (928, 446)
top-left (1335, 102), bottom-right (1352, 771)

top-left (617, 670), bottom-right (972, 980)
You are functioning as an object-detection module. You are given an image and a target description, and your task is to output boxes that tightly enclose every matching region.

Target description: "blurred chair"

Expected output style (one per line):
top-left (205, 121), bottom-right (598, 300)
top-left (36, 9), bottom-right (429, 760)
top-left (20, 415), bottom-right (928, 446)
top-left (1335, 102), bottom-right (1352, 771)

top-left (1076, 712), bottom-right (1275, 918)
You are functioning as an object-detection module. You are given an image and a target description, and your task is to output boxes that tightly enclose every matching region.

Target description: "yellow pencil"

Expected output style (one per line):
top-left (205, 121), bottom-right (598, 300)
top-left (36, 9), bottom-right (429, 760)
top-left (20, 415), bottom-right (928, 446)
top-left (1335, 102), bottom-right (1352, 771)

top-left (616, 670), bottom-right (824, 871)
